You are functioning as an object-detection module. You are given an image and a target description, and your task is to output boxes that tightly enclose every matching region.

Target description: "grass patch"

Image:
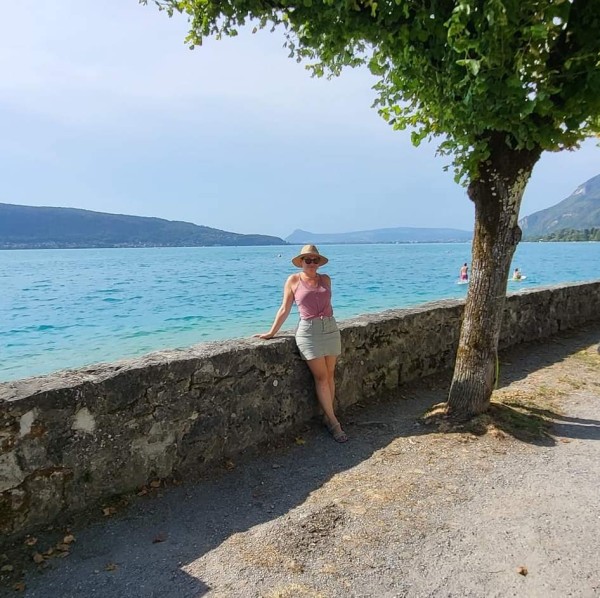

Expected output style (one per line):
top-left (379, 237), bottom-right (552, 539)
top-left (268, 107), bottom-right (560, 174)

top-left (530, 385), bottom-right (564, 400)
top-left (494, 387), bottom-right (564, 411)
top-left (558, 376), bottom-right (584, 389)
top-left (264, 584), bottom-right (326, 598)
top-left (468, 402), bottom-right (553, 441)
top-left (572, 349), bottom-right (600, 368)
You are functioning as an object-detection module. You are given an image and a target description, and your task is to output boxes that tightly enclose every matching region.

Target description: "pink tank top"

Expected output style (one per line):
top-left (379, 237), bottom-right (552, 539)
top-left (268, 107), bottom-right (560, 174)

top-left (293, 275), bottom-right (334, 320)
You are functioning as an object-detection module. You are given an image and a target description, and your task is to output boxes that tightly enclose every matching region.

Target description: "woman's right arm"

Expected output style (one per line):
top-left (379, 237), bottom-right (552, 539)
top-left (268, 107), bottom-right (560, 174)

top-left (255, 275), bottom-right (296, 339)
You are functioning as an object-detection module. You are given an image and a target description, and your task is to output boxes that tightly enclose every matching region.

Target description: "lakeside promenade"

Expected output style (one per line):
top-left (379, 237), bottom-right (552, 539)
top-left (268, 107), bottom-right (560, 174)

top-left (2, 323), bottom-right (599, 597)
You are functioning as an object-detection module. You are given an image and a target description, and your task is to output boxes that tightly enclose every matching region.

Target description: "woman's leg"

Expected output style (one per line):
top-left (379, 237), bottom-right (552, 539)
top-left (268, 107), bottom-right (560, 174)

top-left (307, 355), bottom-right (347, 442)
top-left (324, 355), bottom-right (337, 411)
top-left (306, 357), bottom-right (339, 428)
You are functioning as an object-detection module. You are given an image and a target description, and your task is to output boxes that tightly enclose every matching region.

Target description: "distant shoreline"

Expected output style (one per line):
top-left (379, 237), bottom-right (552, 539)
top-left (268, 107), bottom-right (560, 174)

top-left (0, 243), bottom-right (290, 250)
top-left (4, 240), bottom-right (600, 250)
top-left (1, 241), bottom-right (470, 250)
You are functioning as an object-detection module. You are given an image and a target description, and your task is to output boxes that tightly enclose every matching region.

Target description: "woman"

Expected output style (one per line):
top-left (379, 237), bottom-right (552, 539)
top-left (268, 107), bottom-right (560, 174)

top-left (255, 244), bottom-right (347, 443)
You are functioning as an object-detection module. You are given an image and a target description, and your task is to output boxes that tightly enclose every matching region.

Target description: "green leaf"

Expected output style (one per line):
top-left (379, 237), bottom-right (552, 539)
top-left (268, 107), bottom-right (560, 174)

top-left (456, 58), bottom-right (481, 76)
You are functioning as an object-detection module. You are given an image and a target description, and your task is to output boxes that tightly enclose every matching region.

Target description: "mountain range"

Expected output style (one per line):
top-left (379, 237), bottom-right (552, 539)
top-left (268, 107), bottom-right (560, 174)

top-left (2, 172), bottom-right (598, 250)
top-left (0, 204), bottom-right (285, 249)
top-left (286, 227), bottom-right (473, 244)
top-left (288, 172), bottom-right (600, 244)
top-left (520, 173), bottom-right (600, 238)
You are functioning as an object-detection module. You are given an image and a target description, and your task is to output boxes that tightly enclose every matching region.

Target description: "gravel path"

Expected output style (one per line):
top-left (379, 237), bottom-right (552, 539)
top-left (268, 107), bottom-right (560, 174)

top-left (2, 325), bottom-right (599, 597)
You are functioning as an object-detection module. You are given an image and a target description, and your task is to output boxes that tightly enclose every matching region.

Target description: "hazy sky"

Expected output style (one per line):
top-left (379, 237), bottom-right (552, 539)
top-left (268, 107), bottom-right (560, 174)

top-left (1, 1), bottom-right (598, 239)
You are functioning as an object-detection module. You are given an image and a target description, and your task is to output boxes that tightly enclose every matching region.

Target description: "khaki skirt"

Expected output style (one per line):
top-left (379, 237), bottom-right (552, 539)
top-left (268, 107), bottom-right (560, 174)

top-left (295, 316), bottom-right (342, 361)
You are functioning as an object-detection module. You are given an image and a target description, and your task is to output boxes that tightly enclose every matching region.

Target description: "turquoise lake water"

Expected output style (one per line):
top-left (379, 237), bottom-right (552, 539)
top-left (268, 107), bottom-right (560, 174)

top-left (1, 242), bottom-right (599, 381)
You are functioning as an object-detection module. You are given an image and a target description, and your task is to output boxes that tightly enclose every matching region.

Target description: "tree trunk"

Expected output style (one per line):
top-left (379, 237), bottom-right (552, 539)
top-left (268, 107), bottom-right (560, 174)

top-left (446, 133), bottom-right (541, 420)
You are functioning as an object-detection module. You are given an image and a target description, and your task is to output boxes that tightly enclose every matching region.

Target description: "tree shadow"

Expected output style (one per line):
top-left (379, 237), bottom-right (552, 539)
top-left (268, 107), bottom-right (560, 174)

top-left (497, 325), bottom-right (600, 386)
top-left (411, 323), bottom-right (600, 447)
top-left (416, 391), bottom-right (600, 448)
top-left (514, 404), bottom-right (600, 427)
top-left (480, 400), bottom-right (600, 443)
top-left (469, 402), bottom-right (558, 445)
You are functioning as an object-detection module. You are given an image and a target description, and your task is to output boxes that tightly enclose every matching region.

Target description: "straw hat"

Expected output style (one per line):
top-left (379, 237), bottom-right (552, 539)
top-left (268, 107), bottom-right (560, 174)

top-left (291, 244), bottom-right (329, 268)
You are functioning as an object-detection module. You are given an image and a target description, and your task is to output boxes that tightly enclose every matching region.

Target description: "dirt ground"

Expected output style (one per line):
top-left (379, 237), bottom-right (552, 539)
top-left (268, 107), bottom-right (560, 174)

top-left (2, 324), bottom-right (599, 598)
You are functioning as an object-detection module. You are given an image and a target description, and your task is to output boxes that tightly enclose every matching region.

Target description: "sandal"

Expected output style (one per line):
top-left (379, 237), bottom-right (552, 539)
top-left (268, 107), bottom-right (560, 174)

top-left (327, 422), bottom-right (348, 444)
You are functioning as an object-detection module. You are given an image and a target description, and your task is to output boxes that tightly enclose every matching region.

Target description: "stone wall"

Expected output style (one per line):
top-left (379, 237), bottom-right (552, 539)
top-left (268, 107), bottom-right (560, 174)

top-left (1, 281), bottom-right (599, 543)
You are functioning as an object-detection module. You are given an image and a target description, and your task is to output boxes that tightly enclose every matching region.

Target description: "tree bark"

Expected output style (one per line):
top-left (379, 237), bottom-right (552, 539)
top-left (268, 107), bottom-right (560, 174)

top-left (446, 133), bottom-right (541, 420)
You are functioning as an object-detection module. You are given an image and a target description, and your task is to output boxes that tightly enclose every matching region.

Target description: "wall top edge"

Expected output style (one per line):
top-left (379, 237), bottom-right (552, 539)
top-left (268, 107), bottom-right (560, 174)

top-left (2, 281), bottom-right (599, 402)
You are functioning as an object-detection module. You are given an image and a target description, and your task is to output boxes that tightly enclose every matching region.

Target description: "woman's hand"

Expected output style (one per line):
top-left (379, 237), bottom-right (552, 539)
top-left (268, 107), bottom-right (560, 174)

top-left (254, 332), bottom-right (274, 340)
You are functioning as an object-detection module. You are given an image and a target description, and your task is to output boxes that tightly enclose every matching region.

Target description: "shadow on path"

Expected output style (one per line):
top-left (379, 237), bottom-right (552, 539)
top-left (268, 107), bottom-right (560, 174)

top-left (473, 402), bottom-right (600, 444)
top-left (497, 325), bottom-right (600, 386)
top-left (15, 388), bottom-right (437, 597)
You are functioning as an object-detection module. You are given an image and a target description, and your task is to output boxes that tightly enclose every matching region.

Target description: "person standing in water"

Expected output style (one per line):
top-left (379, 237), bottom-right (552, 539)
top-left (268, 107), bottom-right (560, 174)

top-left (255, 245), bottom-right (347, 443)
top-left (513, 268), bottom-right (522, 280)
top-left (460, 263), bottom-right (469, 281)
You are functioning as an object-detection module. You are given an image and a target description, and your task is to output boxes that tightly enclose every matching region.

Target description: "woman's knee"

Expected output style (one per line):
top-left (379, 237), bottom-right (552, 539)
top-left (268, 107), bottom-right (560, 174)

top-left (312, 371), bottom-right (329, 385)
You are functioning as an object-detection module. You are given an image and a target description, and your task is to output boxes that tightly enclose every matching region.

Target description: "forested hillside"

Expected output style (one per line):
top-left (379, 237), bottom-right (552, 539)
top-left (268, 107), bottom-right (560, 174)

top-left (520, 174), bottom-right (600, 238)
top-left (0, 204), bottom-right (286, 249)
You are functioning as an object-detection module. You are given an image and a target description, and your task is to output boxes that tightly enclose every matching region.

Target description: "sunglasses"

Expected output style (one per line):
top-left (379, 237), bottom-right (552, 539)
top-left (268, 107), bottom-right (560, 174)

top-left (302, 257), bottom-right (320, 264)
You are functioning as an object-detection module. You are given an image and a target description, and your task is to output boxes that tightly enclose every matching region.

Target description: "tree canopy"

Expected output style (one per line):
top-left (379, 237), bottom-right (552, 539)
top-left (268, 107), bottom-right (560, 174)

top-left (145, 0), bottom-right (600, 182)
